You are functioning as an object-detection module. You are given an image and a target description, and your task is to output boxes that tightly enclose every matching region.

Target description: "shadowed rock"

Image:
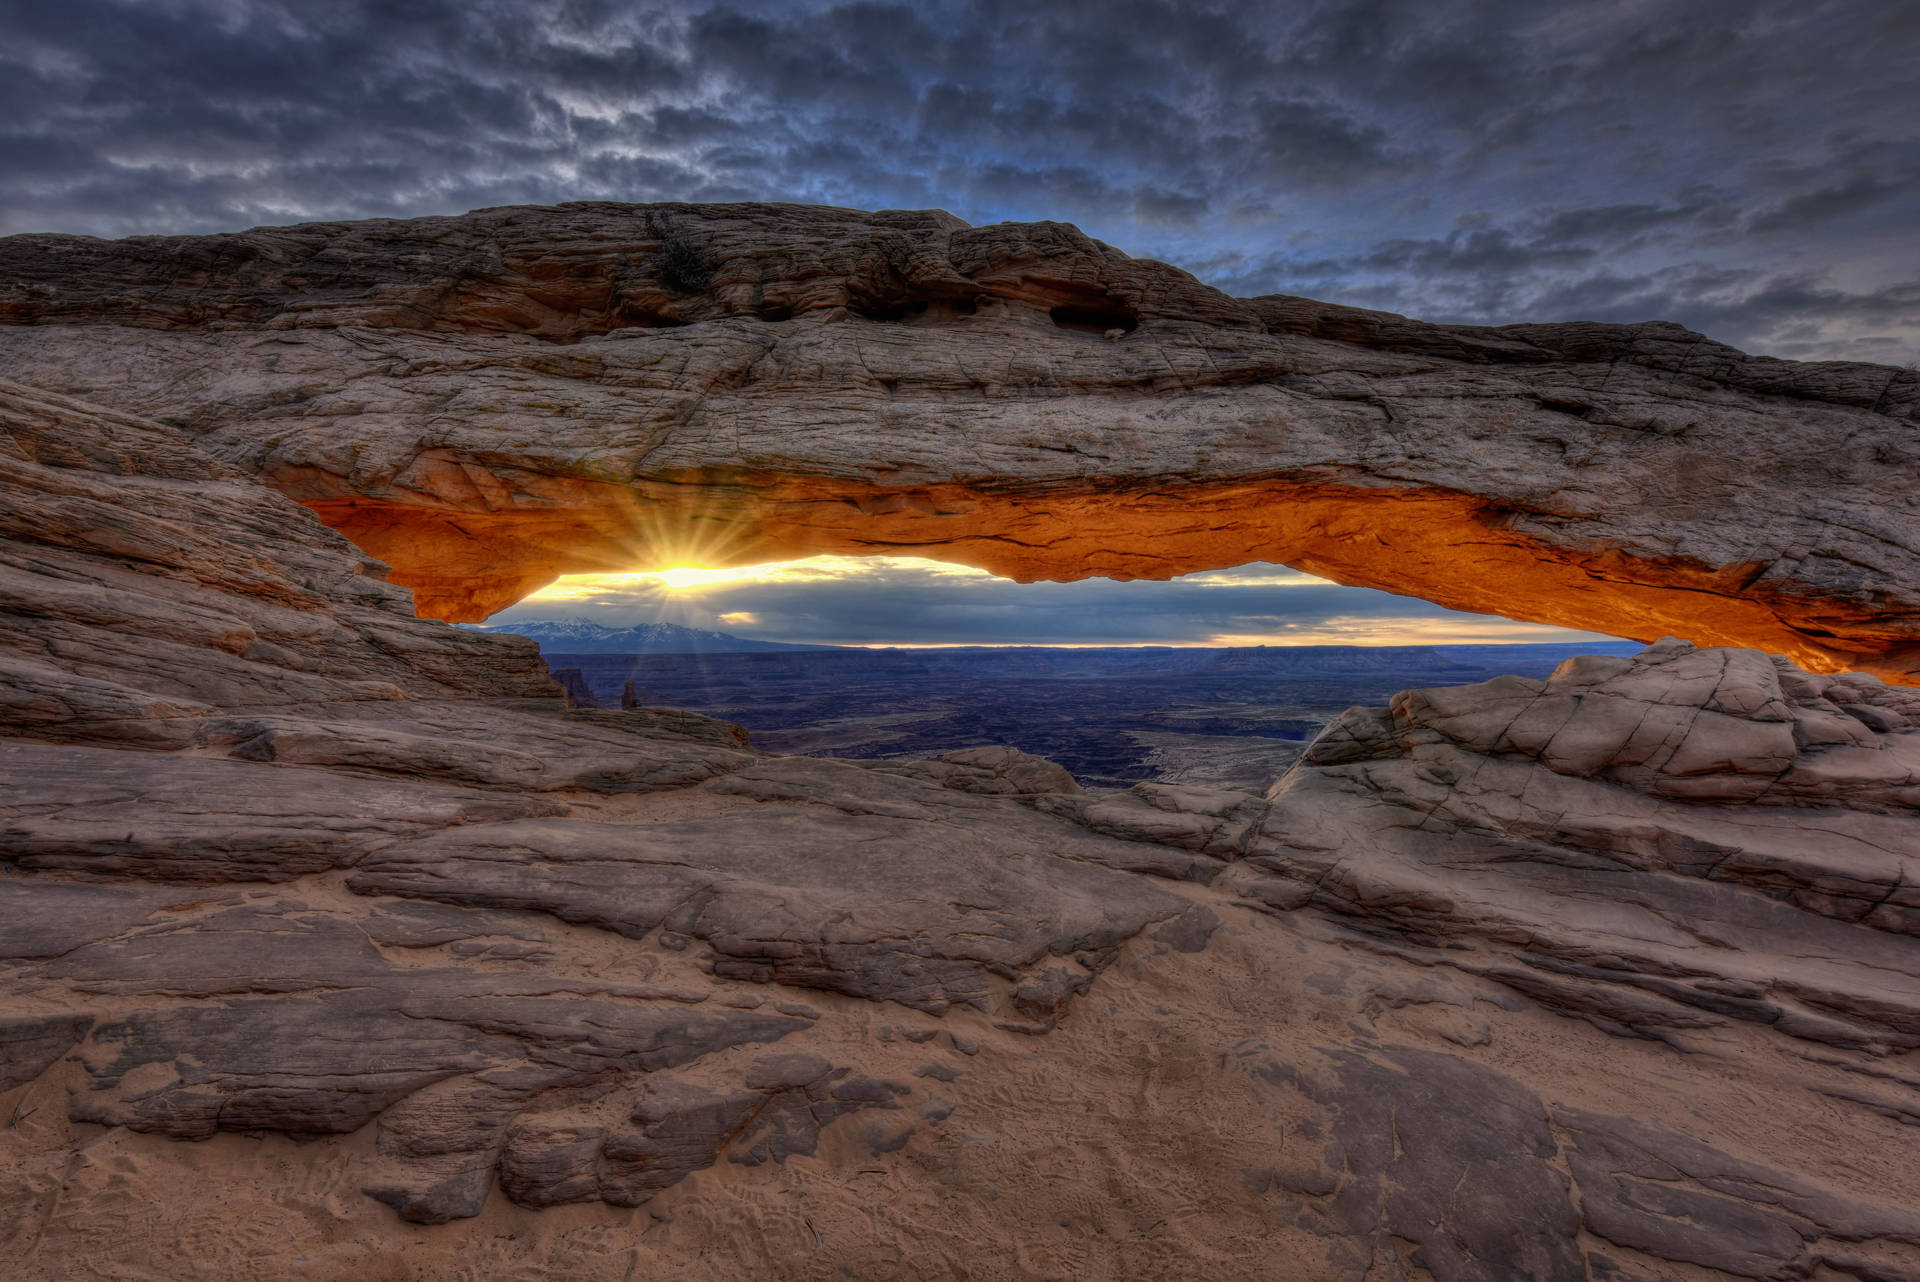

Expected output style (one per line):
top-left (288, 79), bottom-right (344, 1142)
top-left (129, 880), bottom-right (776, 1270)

top-left (1210, 638), bottom-right (1920, 1051)
top-left (1236, 1044), bottom-right (1920, 1282)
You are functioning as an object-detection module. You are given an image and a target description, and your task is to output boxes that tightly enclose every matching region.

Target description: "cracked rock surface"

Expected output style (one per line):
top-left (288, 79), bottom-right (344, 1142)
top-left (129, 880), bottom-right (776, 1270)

top-left (2, 201), bottom-right (1917, 681)
top-left (3, 331), bottom-right (1920, 1277)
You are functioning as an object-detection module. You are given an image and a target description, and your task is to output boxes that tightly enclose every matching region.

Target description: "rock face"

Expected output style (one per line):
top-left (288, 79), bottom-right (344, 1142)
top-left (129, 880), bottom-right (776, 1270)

top-left (4, 375), bottom-right (1920, 1280)
top-left (1224, 639), bottom-right (1920, 1051)
top-left (2, 202), bottom-right (1917, 683)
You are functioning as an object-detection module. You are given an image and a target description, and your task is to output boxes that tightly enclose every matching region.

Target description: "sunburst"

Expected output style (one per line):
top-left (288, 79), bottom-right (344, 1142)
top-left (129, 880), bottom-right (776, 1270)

top-left (521, 551), bottom-right (995, 603)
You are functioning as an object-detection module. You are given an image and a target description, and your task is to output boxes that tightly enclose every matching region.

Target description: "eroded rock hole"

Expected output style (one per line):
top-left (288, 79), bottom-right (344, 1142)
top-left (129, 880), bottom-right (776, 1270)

top-left (850, 298), bottom-right (929, 323)
top-left (609, 306), bottom-right (690, 330)
top-left (657, 230), bottom-right (715, 295)
top-left (1050, 304), bottom-right (1138, 335)
top-left (848, 297), bottom-right (980, 324)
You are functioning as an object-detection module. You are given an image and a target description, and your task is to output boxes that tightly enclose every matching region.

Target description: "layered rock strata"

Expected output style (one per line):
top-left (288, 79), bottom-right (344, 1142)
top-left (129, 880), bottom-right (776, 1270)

top-left (2, 203), bottom-right (1917, 681)
top-left (4, 381), bottom-right (1920, 1280)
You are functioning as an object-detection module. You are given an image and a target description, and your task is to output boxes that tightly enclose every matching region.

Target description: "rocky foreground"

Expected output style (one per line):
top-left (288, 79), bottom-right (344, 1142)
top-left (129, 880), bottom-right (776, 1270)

top-left (1, 203), bottom-right (1917, 681)
top-left (4, 363), bottom-right (1920, 1279)
top-left (3, 206), bottom-right (1920, 1280)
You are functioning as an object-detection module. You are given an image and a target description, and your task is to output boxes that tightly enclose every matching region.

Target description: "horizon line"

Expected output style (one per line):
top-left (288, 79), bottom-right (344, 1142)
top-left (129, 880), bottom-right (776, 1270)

top-left (523, 637), bottom-right (1644, 652)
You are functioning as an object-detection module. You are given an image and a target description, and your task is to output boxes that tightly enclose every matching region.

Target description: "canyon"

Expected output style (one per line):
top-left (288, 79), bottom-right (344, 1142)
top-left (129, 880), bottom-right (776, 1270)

top-left (537, 640), bottom-right (1646, 789)
top-left (2, 205), bottom-right (1918, 1281)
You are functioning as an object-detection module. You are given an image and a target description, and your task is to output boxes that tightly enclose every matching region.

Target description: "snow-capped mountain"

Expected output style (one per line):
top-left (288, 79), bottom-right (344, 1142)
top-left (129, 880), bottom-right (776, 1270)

top-left (465, 617), bottom-right (838, 654)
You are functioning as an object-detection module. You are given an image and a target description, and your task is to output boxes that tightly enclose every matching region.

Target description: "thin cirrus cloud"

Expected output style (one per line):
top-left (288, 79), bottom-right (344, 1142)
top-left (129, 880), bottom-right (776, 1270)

top-left (0, 0), bottom-right (1914, 363)
top-left (491, 557), bottom-right (1621, 647)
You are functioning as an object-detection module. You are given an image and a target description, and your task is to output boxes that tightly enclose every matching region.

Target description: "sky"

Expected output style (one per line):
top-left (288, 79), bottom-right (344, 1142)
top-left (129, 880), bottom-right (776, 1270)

top-left (488, 558), bottom-right (1623, 648)
top-left (5, 0), bottom-right (1912, 646)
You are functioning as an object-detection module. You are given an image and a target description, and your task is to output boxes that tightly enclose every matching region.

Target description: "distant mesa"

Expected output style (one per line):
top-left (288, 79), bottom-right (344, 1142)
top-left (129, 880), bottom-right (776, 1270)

top-left (539, 641), bottom-right (1648, 688)
top-left (537, 640), bottom-right (1650, 790)
top-left (468, 618), bottom-right (840, 654)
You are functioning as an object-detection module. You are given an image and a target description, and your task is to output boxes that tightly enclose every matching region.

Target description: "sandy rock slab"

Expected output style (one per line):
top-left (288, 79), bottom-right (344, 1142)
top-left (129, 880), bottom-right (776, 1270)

top-left (348, 805), bottom-right (1205, 1020)
top-left (1235, 1041), bottom-right (1920, 1282)
top-left (0, 879), bottom-right (852, 1224)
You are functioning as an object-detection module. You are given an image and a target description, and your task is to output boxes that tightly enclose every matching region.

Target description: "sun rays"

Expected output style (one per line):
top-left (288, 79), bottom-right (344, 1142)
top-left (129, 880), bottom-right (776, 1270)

top-left (520, 553), bottom-right (998, 601)
top-left (499, 553), bottom-right (1618, 648)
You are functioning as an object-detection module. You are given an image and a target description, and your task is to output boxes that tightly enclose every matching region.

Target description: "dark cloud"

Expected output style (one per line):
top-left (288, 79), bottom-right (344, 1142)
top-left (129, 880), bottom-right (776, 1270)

top-left (1527, 197), bottom-right (1729, 246)
top-left (0, 0), bottom-right (1913, 358)
top-left (1745, 173), bottom-right (1905, 237)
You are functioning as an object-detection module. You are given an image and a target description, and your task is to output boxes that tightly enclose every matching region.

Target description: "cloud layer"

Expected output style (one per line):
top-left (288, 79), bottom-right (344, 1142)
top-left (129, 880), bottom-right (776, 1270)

top-left (492, 558), bottom-right (1620, 646)
top-left (3, 0), bottom-right (1916, 360)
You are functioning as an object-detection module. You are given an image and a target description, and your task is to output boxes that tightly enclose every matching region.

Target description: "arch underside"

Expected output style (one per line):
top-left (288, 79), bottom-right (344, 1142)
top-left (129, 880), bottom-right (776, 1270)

top-left (306, 471), bottom-right (1919, 686)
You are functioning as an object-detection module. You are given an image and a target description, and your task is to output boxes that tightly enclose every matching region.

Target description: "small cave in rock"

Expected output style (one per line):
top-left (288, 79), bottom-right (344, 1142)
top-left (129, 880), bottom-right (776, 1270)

top-left (657, 230), bottom-right (716, 295)
top-left (850, 298), bottom-right (930, 323)
top-left (608, 306), bottom-right (690, 331)
top-left (847, 295), bottom-right (980, 324)
top-left (1049, 303), bottom-right (1139, 335)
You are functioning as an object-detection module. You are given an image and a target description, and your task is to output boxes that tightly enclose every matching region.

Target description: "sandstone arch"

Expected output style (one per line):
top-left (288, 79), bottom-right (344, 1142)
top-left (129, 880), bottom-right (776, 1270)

top-left (7, 327), bottom-right (1920, 1278)
top-left (3, 202), bottom-right (1915, 680)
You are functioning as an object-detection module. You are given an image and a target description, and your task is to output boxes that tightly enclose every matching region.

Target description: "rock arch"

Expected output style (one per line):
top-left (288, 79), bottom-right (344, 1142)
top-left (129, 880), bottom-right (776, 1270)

top-left (3, 202), bottom-right (1915, 681)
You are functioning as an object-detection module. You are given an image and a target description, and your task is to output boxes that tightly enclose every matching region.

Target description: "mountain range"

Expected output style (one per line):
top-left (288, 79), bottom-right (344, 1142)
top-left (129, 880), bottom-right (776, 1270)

top-left (468, 617), bottom-right (839, 653)
top-left (484, 618), bottom-right (1643, 673)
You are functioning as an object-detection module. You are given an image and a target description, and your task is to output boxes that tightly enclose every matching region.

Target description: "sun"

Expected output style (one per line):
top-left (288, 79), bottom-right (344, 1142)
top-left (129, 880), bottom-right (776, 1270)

top-left (521, 554), bottom-right (998, 604)
top-left (638, 565), bottom-right (775, 590)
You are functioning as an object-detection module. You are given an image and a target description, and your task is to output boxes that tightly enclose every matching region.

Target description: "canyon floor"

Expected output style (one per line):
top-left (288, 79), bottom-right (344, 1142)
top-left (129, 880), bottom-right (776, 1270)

top-left (544, 642), bottom-right (1645, 790)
